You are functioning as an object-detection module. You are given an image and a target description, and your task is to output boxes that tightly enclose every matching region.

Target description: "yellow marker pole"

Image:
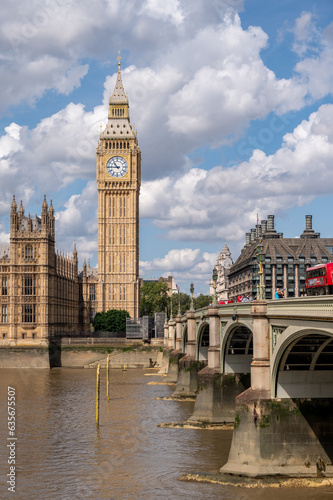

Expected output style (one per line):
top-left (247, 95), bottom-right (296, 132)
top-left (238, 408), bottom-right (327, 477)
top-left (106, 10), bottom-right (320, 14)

top-left (106, 354), bottom-right (109, 401)
top-left (96, 364), bottom-right (100, 428)
top-left (123, 364), bottom-right (126, 371)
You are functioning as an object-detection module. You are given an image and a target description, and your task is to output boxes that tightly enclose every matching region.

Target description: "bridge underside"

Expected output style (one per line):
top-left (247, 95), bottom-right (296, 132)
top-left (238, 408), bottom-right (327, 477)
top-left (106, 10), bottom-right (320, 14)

top-left (189, 325), bottom-right (252, 423)
top-left (276, 333), bottom-right (333, 398)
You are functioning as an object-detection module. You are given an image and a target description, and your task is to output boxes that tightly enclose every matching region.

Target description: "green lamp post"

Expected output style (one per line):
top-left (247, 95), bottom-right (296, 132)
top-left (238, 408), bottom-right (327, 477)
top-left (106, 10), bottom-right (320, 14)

top-left (190, 282), bottom-right (194, 311)
top-left (212, 266), bottom-right (218, 305)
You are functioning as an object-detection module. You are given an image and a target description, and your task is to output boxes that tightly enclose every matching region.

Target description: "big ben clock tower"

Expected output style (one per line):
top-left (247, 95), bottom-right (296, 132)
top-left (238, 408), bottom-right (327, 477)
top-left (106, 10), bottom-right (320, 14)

top-left (96, 53), bottom-right (140, 318)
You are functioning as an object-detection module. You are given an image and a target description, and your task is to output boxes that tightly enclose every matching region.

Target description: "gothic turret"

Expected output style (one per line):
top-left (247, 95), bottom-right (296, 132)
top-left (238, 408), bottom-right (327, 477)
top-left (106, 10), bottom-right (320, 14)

top-left (41, 195), bottom-right (49, 232)
top-left (48, 199), bottom-right (55, 238)
top-left (18, 199), bottom-right (24, 224)
top-left (10, 195), bottom-right (17, 236)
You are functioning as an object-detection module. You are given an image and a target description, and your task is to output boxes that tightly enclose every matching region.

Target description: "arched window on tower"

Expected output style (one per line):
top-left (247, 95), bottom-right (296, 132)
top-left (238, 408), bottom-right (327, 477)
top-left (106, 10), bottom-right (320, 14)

top-left (25, 245), bottom-right (33, 260)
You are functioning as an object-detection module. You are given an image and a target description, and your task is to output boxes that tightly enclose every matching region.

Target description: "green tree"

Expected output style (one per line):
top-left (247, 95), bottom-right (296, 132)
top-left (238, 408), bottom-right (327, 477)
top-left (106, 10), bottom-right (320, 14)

top-left (140, 281), bottom-right (169, 317)
top-left (194, 294), bottom-right (211, 310)
top-left (93, 309), bottom-right (130, 332)
top-left (170, 292), bottom-right (191, 316)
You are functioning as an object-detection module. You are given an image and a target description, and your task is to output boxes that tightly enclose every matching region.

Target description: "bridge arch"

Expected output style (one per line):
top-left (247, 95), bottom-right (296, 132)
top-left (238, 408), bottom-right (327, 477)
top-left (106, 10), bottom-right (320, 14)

top-left (196, 321), bottom-right (209, 361)
top-left (220, 321), bottom-right (253, 374)
top-left (272, 327), bottom-right (333, 398)
top-left (173, 324), bottom-right (176, 349)
top-left (181, 324), bottom-right (187, 354)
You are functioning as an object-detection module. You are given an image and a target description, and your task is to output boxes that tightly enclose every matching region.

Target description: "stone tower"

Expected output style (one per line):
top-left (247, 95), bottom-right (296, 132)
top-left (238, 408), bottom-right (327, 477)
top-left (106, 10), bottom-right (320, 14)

top-left (96, 54), bottom-right (140, 318)
top-left (210, 243), bottom-right (233, 302)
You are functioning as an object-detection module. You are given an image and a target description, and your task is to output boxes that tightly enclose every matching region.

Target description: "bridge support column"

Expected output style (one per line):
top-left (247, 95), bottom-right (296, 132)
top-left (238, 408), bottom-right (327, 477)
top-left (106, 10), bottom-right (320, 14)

top-left (165, 316), bottom-right (185, 383)
top-left (175, 314), bottom-right (182, 351)
top-left (165, 319), bottom-right (180, 384)
top-left (188, 306), bottom-right (250, 423)
top-left (221, 300), bottom-right (333, 477)
top-left (172, 310), bottom-right (203, 397)
top-left (158, 319), bottom-right (174, 375)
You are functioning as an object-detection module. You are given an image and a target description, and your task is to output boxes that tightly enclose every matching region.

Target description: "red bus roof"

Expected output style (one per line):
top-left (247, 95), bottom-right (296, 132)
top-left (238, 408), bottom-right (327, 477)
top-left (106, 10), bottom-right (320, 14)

top-left (306, 262), bottom-right (333, 272)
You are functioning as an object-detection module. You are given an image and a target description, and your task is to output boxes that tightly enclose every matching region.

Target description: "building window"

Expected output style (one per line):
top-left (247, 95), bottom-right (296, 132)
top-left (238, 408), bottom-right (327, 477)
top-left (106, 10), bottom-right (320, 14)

top-left (2, 333), bottom-right (5, 339)
top-left (2, 277), bottom-right (7, 295)
top-left (22, 304), bottom-right (36, 323)
top-left (22, 333), bottom-right (25, 339)
top-left (2, 305), bottom-right (7, 323)
top-left (89, 285), bottom-right (95, 301)
top-left (25, 245), bottom-right (33, 259)
top-left (23, 276), bottom-right (36, 296)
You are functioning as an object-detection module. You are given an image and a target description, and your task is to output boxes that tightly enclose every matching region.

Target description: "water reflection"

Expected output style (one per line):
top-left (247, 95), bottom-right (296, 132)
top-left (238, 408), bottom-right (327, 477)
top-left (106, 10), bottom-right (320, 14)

top-left (0, 368), bottom-right (332, 499)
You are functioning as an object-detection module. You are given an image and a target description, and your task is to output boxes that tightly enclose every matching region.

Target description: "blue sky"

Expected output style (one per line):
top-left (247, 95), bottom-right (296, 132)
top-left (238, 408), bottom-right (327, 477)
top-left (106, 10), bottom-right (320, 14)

top-left (0, 0), bottom-right (332, 295)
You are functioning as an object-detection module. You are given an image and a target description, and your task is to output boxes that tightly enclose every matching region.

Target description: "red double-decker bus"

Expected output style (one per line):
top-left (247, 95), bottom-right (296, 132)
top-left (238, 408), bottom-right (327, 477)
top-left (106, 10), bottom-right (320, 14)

top-left (305, 262), bottom-right (333, 295)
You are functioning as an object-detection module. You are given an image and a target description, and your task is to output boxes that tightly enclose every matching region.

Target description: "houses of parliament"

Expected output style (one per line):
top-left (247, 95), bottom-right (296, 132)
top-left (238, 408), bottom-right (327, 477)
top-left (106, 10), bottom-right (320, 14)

top-left (0, 56), bottom-right (140, 345)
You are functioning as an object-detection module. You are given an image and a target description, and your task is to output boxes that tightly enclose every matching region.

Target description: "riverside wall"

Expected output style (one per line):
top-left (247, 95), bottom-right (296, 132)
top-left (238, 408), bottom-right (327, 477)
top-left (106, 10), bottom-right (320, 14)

top-left (0, 341), bottom-right (163, 369)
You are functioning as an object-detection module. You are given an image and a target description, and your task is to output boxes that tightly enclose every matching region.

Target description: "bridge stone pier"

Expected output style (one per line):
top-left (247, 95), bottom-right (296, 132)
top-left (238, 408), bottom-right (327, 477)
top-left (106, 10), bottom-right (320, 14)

top-left (164, 297), bottom-right (333, 477)
top-left (172, 309), bottom-right (205, 397)
top-left (188, 304), bottom-right (251, 423)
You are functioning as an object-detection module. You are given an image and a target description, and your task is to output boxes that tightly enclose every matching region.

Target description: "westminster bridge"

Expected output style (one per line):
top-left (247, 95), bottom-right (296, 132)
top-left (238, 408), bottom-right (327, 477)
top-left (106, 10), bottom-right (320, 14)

top-left (161, 296), bottom-right (333, 477)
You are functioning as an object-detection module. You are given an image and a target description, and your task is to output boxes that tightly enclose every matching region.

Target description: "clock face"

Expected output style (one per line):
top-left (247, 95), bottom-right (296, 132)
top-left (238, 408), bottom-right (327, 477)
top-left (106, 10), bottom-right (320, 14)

top-left (106, 156), bottom-right (128, 178)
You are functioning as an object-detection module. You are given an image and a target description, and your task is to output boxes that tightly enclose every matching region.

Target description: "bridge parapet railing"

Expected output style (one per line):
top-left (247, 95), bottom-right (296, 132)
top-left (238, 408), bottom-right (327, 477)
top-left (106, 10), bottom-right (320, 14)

top-left (267, 296), bottom-right (333, 320)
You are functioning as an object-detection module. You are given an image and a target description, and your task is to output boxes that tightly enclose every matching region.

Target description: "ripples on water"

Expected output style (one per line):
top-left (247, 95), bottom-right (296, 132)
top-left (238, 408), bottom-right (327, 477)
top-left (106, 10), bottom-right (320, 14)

top-left (0, 368), bottom-right (332, 500)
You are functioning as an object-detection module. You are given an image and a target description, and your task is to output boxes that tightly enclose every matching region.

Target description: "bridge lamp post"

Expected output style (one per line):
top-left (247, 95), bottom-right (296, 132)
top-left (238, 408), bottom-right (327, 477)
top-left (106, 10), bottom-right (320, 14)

top-left (190, 282), bottom-right (194, 310)
top-left (212, 266), bottom-right (218, 306)
top-left (256, 240), bottom-right (266, 300)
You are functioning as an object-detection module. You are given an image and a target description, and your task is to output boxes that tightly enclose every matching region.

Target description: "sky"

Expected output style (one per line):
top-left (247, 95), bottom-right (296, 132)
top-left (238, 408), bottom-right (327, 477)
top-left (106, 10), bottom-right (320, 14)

top-left (0, 0), bottom-right (332, 296)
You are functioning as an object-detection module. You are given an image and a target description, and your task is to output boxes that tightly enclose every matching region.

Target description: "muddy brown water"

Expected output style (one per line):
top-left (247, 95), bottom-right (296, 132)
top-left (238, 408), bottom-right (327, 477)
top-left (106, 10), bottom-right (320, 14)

top-left (0, 368), bottom-right (332, 499)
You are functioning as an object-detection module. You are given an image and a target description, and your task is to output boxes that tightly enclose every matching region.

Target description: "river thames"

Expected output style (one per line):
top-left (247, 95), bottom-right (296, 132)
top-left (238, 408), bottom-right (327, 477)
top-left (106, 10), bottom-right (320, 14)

top-left (0, 367), bottom-right (332, 499)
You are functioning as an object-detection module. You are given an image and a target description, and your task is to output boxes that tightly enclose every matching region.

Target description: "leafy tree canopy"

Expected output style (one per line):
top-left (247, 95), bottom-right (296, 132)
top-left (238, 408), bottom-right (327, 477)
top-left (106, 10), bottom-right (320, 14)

top-left (170, 292), bottom-right (191, 316)
top-left (140, 281), bottom-right (169, 317)
top-left (93, 309), bottom-right (130, 332)
top-left (193, 294), bottom-right (211, 310)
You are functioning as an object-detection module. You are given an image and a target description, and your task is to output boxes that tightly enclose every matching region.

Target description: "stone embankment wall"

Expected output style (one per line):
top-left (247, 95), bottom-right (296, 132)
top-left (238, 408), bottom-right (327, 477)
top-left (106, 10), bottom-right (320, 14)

top-left (0, 343), bottom-right (163, 369)
top-left (0, 348), bottom-right (50, 368)
top-left (60, 345), bottom-right (163, 368)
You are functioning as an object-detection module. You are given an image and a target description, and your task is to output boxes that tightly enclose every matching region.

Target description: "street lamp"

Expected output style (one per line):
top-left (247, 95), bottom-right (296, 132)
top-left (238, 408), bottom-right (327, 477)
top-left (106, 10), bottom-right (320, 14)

top-left (256, 240), bottom-right (266, 300)
top-left (212, 266), bottom-right (218, 305)
top-left (190, 282), bottom-right (194, 310)
top-left (178, 291), bottom-right (181, 316)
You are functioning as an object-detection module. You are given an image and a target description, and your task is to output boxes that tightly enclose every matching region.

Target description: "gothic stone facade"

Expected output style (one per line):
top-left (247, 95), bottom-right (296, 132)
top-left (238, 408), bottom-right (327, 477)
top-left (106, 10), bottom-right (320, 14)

top-left (228, 215), bottom-right (333, 301)
top-left (0, 196), bottom-right (84, 345)
top-left (209, 243), bottom-right (233, 302)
